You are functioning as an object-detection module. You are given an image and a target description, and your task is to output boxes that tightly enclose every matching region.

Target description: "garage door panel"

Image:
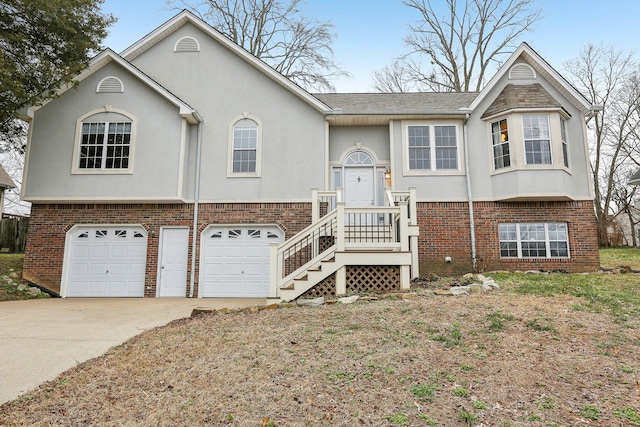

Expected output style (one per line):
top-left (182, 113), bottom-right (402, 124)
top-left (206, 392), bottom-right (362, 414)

top-left (107, 281), bottom-right (125, 294)
top-left (71, 245), bottom-right (91, 259)
top-left (244, 245), bottom-right (264, 258)
top-left (109, 263), bottom-right (127, 276)
top-left (90, 263), bottom-right (107, 275)
top-left (129, 244), bottom-right (147, 258)
top-left (224, 263), bottom-right (243, 276)
top-left (91, 245), bottom-right (110, 258)
top-left (65, 226), bottom-right (147, 297)
top-left (225, 246), bottom-right (244, 258)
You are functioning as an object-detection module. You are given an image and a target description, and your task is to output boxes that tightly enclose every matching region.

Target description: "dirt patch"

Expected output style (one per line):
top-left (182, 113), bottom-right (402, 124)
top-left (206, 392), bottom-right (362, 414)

top-left (1, 291), bottom-right (639, 426)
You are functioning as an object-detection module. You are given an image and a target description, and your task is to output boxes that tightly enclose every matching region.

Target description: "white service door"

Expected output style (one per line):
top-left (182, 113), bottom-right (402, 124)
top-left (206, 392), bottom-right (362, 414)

top-left (200, 226), bottom-right (283, 298)
top-left (66, 226), bottom-right (147, 297)
top-left (344, 167), bottom-right (375, 207)
top-left (158, 228), bottom-right (189, 297)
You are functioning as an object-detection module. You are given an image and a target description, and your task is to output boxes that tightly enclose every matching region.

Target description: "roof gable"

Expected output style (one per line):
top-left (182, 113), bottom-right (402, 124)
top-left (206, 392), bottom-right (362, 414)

top-left (470, 43), bottom-right (593, 116)
top-left (24, 50), bottom-right (201, 124)
top-left (120, 10), bottom-right (329, 113)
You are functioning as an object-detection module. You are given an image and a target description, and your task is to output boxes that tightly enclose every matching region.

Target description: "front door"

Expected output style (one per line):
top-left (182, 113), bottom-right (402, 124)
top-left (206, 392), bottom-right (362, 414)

top-left (344, 167), bottom-right (375, 207)
top-left (158, 227), bottom-right (189, 297)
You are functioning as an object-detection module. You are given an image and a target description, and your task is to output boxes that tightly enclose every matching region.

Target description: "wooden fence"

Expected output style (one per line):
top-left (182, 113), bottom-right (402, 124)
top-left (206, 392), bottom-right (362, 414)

top-left (0, 214), bottom-right (29, 253)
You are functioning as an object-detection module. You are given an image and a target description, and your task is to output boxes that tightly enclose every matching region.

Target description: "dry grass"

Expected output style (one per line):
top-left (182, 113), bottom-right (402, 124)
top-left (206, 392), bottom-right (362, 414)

top-left (1, 283), bottom-right (640, 426)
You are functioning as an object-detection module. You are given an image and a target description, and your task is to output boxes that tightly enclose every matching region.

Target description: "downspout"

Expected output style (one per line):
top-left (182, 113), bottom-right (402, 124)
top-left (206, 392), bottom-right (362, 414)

top-left (463, 112), bottom-right (477, 272)
top-left (189, 112), bottom-right (203, 298)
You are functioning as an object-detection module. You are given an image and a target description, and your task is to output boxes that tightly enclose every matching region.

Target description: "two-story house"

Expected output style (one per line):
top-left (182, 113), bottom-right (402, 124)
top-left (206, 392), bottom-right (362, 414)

top-left (19, 11), bottom-right (599, 299)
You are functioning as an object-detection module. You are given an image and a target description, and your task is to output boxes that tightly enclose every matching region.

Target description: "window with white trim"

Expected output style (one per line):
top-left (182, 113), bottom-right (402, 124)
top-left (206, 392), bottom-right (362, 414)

top-left (523, 115), bottom-right (551, 164)
top-left (491, 119), bottom-right (511, 169)
top-left (499, 222), bottom-right (569, 258)
top-left (406, 124), bottom-right (459, 171)
top-left (230, 118), bottom-right (259, 174)
top-left (560, 118), bottom-right (569, 168)
top-left (79, 121), bottom-right (131, 170)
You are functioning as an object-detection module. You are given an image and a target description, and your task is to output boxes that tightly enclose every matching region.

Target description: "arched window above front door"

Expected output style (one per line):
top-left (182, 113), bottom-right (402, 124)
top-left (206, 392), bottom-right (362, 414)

top-left (344, 151), bottom-right (374, 166)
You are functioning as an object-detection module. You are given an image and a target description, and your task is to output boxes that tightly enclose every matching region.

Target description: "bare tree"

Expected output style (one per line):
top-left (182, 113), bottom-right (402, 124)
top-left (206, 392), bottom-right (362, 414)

top-left (564, 44), bottom-right (640, 246)
top-left (376, 0), bottom-right (540, 93)
top-left (372, 61), bottom-right (418, 93)
top-left (168, 0), bottom-right (347, 92)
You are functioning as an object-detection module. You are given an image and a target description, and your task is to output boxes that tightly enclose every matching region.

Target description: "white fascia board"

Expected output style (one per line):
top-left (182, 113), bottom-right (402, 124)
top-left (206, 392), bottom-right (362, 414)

top-left (121, 10), bottom-right (330, 114)
top-left (469, 43), bottom-right (592, 114)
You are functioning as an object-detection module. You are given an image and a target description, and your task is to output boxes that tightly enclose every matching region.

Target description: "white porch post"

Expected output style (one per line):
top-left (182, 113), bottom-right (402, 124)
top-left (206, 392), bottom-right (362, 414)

top-left (399, 201), bottom-right (409, 252)
top-left (336, 265), bottom-right (347, 296)
top-left (409, 187), bottom-right (417, 225)
top-left (269, 242), bottom-right (280, 299)
top-left (336, 201), bottom-right (345, 252)
top-left (409, 187), bottom-right (419, 279)
top-left (400, 265), bottom-right (411, 290)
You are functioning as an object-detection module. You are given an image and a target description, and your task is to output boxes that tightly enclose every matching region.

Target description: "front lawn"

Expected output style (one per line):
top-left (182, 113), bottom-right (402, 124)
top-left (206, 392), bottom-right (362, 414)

top-left (1, 262), bottom-right (639, 426)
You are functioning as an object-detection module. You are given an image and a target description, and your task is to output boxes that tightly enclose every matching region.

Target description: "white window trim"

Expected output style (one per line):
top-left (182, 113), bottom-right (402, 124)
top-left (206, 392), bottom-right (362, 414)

top-left (401, 120), bottom-right (464, 176)
top-left (71, 107), bottom-right (136, 175)
top-left (227, 114), bottom-right (262, 177)
top-left (499, 222), bottom-right (570, 259)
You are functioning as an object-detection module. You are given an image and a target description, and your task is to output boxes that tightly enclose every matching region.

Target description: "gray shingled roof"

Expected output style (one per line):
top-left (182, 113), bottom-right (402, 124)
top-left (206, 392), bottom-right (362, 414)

top-left (0, 165), bottom-right (15, 189)
top-left (481, 83), bottom-right (564, 119)
top-left (629, 169), bottom-right (640, 185)
top-left (314, 92), bottom-right (479, 114)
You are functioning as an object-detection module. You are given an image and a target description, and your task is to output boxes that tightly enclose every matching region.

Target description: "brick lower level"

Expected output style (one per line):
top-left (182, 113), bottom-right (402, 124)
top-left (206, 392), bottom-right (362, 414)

top-left (23, 203), bottom-right (312, 296)
top-left (416, 200), bottom-right (600, 275)
top-left (24, 200), bottom-right (600, 297)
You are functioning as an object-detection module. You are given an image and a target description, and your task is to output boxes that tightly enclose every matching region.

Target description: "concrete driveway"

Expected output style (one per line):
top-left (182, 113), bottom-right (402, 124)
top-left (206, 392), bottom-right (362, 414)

top-left (0, 297), bottom-right (266, 405)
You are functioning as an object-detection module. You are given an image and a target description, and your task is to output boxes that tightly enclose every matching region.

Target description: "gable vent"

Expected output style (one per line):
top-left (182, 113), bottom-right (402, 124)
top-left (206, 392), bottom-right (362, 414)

top-left (96, 76), bottom-right (124, 93)
top-left (174, 36), bottom-right (200, 53)
top-left (509, 63), bottom-right (536, 80)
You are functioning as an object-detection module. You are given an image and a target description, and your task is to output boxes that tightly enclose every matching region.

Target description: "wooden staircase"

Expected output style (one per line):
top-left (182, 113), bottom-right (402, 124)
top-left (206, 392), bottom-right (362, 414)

top-left (269, 189), bottom-right (419, 302)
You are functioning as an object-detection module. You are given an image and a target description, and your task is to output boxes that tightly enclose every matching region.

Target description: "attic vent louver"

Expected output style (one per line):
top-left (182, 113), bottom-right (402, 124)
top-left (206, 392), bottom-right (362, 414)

top-left (96, 76), bottom-right (124, 93)
top-left (509, 63), bottom-right (536, 80)
top-left (174, 36), bottom-right (200, 53)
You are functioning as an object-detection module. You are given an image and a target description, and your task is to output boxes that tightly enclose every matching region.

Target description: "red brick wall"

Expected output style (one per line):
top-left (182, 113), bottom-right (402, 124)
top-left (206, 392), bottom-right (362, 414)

top-left (24, 203), bottom-right (311, 296)
top-left (416, 200), bottom-right (600, 275)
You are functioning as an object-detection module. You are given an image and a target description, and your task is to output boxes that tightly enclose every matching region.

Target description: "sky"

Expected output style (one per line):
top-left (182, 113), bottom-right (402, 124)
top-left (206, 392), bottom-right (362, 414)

top-left (101, 0), bottom-right (640, 93)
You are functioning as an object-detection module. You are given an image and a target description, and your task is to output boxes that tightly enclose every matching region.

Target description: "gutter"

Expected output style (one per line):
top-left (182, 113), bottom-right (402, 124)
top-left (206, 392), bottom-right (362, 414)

top-left (462, 112), bottom-right (477, 272)
top-left (189, 111), bottom-right (204, 298)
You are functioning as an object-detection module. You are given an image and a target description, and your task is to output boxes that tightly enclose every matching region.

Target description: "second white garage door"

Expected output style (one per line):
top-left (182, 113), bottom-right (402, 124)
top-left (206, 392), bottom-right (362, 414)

top-left (199, 226), bottom-right (284, 297)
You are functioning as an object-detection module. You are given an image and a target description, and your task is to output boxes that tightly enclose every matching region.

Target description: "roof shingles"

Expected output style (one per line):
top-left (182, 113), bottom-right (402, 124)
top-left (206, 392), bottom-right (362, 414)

top-left (314, 92), bottom-right (478, 114)
top-left (481, 83), bottom-right (564, 119)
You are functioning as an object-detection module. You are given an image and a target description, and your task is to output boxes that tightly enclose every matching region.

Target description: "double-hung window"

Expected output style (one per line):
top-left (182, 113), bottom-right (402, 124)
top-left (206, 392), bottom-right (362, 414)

top-left (79, 121), bottom-right (131, 170)
top-left (232, 119), bottom-right (258, 174)
top-left (560, 118), bottom-right (569, 168)
top-left (408, 126), bottom-right (430, 170)
top-left (499, 222), bottom-right (569, 258)
top-left (523, 115), bottom-right (551, 164)
top-left (406, 124), bottom-right (458, 172)
top-left (491, 119), bottom-right (511, 169)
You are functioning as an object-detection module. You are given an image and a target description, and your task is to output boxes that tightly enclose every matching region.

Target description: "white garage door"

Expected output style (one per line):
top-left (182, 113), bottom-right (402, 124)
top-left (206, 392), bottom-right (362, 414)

top-left (65, 226), bottom-right (148, 297)
top-left (200, 226), bottom-right (284, 297)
